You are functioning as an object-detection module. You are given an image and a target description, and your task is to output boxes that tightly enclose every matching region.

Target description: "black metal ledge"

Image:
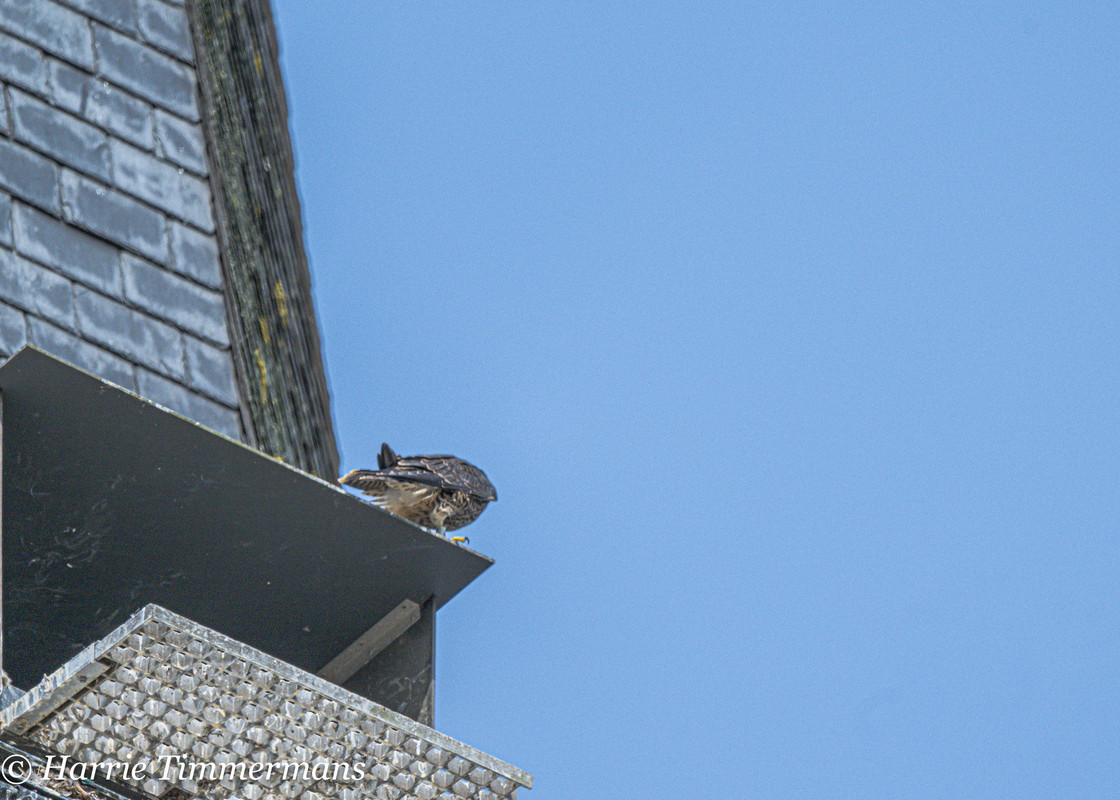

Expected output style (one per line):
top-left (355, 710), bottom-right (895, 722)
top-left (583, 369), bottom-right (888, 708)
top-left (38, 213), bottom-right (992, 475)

top-left (0, 347), bottom-right (491, 721)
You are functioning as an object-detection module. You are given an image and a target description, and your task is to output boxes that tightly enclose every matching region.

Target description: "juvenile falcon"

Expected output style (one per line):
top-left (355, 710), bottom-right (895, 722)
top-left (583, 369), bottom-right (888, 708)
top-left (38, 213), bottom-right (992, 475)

top-left (339, 443), bottom-right (497, 536)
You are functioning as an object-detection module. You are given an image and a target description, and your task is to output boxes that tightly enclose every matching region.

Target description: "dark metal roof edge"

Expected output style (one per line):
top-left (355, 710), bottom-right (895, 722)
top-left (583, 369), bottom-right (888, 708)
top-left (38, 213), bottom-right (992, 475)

top-left (0, 346), bottom-right (494, 567)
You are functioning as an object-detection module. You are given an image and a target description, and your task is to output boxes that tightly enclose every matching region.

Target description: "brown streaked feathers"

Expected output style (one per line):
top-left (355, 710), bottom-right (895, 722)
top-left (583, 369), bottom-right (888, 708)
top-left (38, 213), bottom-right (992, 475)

top-left (339, 443), bottom-right (496, 532)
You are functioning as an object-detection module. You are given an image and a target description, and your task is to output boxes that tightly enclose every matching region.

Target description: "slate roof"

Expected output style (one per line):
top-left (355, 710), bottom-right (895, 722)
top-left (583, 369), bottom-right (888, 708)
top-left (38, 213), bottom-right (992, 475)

top-left (0, 0), bottom-right (338, 480)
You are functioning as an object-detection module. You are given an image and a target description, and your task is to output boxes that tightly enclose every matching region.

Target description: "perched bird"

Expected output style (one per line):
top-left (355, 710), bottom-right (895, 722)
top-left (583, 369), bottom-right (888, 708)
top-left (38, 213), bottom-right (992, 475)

top-left (340, 443), bottom-right (497, 537)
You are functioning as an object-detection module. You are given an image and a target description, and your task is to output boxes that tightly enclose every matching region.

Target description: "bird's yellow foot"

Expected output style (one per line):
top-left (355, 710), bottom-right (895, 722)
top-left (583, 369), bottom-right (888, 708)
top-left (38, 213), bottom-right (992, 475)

top-left (450, 536), bottom-right (470, 545)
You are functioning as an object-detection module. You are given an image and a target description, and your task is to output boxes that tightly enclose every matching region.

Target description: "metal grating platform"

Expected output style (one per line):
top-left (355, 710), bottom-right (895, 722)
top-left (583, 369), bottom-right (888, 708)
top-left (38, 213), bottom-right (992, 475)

top-left (1, 604), bottom-right (531, 798)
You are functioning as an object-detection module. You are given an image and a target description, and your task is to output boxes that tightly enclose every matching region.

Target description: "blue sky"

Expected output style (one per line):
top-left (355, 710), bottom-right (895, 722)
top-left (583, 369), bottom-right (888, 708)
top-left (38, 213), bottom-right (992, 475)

top-left (270, 3), bottom-right (1118, 796)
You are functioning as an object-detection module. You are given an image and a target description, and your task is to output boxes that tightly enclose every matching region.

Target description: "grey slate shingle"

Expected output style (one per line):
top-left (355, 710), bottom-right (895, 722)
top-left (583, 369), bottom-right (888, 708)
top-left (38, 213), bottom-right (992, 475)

top-left (110, 138), bottom-right (213, 230)
top-left (184, 334), bottom-right (239, 406)
top-left (54, 0), bottom-right (140, 35)
top-left (74, 285), bottom-right (184, 378)
top-left (87, 79), bottom-right (156, 149)
top-left (92, 23), bottom-right (197, 119)
top-left (138, 0), bottom-right (192, 61)
top-left (0, 193), bottom-right (11, 247)
top-left (60, 169), bottom-right (168, 263)
top-left (169, 221), bottom-right (221, 287)
top-left (0, 247), bottom-right (74, 328)
top-left (27, 315), bottom-right (137, 390)
top-left (0, 138), bottom-right (60, 213)
top-left (121, 252), bottom-right (228, 345)
top-left (0, 0), bottom-right (94, 68)
top-left (9, 87), bottom-right (113, 181)
top-left (44, 56), bottom-right (84, 111)
top-left (12, 202), bottom-right (121, 296)
top-left (154, 108), bottom-right (207, 174)
top-left (0, 29), bottom-right (49, 95)
top-left (137, 367), bottom-right (241, 438)
top-left (48, 58), bottom-right (156, 149)
top-left (0, 301), bottom-right (28, 356)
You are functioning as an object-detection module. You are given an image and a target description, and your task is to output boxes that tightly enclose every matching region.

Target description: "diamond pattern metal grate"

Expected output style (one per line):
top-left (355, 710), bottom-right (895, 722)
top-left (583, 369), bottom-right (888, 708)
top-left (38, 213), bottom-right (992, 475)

top-left (1, 606), bottom-right (530, 800)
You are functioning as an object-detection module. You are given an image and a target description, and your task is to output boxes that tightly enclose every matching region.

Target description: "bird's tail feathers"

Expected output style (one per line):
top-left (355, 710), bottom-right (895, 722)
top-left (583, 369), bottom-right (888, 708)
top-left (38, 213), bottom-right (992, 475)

top-left (339, 469), bottom-right (381, 490)
top-left (378, 442), bottom-right (398, 470)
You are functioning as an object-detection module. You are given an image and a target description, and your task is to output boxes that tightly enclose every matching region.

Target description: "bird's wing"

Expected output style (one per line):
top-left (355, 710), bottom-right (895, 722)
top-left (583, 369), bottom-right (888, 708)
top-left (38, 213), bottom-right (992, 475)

top-left (383, 455), bottom-right (494, 499)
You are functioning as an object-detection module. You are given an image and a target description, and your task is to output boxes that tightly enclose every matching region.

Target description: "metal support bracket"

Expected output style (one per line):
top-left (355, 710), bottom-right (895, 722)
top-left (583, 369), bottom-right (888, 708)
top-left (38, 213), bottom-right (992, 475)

top-left (317, 599), bottom-right (423, 685)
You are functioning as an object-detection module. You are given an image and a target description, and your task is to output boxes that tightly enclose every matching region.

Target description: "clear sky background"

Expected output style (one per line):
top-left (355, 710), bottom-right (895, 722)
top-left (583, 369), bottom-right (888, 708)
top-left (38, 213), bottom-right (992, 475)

top-left (269, 3), bottom-right (1118, 797)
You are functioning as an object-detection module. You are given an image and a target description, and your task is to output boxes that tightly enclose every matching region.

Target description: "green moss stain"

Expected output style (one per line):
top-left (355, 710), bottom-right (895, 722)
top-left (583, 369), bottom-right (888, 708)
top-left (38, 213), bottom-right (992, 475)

top-left (192, 0), bottom-right (338, 479)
